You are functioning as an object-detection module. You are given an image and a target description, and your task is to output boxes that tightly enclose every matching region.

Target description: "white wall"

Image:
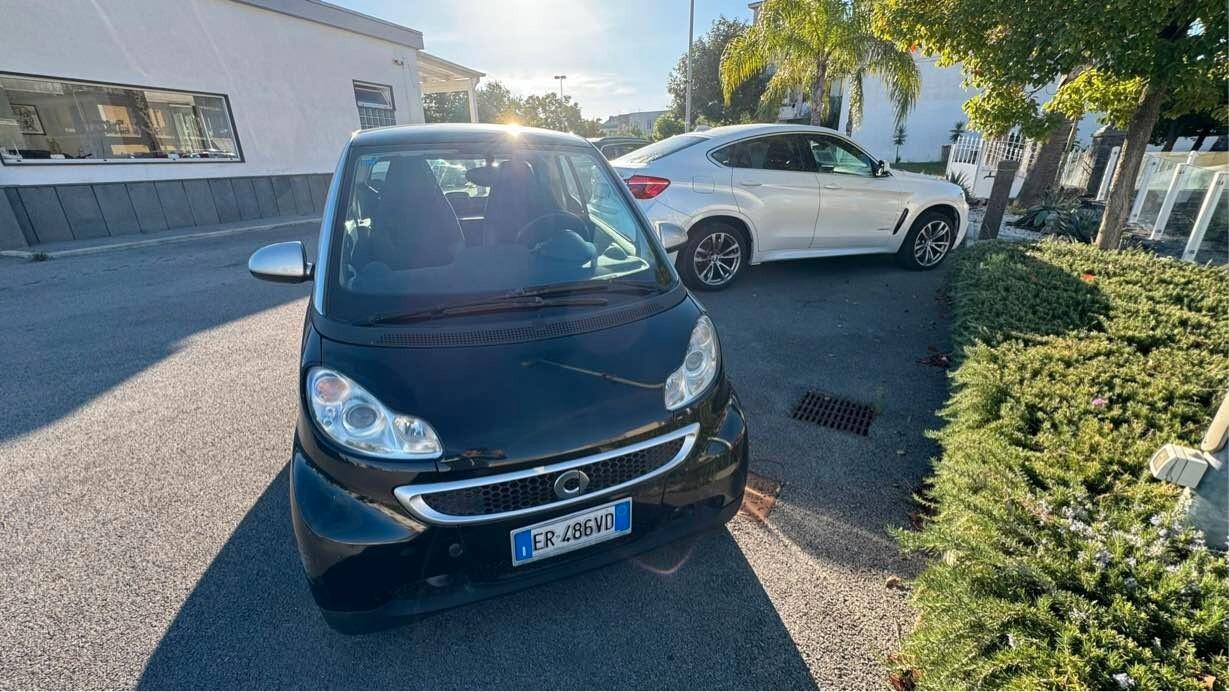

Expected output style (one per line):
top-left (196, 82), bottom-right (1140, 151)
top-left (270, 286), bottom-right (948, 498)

top-left (0, 0), bottom-right (426, 186)
top-left (841, 57), bottom-right (971, 163)
top-left (843, 60), bottom-right (1120, 164)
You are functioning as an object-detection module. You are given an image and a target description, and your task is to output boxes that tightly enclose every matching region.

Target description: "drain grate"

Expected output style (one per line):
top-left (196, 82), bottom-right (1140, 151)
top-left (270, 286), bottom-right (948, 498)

top-left (791, 391), bottom-right (876, 436)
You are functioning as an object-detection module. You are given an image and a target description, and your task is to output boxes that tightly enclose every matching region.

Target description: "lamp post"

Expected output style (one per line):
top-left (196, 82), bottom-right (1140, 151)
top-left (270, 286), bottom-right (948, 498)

top-left (684, 0), bottom-right (694, 131)
top-left (554, 74), bottom-right (567, 100)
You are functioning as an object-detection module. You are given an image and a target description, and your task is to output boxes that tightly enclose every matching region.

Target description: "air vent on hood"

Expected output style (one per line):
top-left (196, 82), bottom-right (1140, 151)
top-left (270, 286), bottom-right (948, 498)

top-left (375, 297), bottom-right (673, 348)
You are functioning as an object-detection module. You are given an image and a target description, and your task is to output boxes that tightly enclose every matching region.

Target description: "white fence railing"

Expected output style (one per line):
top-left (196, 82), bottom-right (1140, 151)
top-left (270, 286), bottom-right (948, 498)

top-left (1057, 145), bottom-right (1121, 201)
top-left (1128, 151), bottom-right (1227, 263)
top-left (945, 133), bottom-right (1037, 199)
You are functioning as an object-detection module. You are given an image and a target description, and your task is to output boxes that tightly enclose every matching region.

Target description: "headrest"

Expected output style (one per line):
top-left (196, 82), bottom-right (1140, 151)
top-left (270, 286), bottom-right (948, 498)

top-left (386, 157), bottom-right (438, 191)
top-left (465, 166), bottom-right (497, 187)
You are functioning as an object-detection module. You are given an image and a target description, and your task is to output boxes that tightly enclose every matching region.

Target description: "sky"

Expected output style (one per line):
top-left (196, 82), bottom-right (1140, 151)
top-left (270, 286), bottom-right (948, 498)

top-left (336, 0), bottom-right (755, 121)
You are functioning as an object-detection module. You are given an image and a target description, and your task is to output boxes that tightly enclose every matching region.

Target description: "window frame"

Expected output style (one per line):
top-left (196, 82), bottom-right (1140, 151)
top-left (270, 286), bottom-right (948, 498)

top-left (708, 134), bottom-right (814, 173)
top-left (0, 70), bottom-right (244, 166)
top-left (804, 133), bottom-right (879, 178)
top-left (353, 80), bottom-right (397, 130)
top-left (707, 130), bottom-right (885, 177)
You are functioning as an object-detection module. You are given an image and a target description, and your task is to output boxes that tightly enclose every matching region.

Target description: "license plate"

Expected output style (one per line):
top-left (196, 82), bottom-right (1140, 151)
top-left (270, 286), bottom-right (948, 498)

top-left (510, 498), bottom-right (632, 566)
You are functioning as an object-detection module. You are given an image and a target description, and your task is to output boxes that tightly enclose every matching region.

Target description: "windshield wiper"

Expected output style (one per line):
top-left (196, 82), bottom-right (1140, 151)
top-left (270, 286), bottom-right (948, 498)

top-left (359, 295), bottom-right (609, 326)
top-left (503, 279), bottom-right (662, 299)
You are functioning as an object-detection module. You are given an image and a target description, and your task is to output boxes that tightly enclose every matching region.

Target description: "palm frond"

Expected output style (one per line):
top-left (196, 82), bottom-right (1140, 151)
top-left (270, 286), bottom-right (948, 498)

top-left (718, 0), bottom-right (922, 124)
top-left (719, 32), bottom-right (772, 105)
top-left (860, 38), bottom-right (922, 125)
top-left (759, 60), bottom-right (816, 110)
top-left (847, 69), bottom-right (865, 132)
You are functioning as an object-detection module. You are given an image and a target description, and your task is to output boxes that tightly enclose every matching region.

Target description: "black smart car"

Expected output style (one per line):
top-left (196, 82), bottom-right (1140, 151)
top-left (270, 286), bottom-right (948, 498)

top-left (248, 124), bottom-right (749, 633)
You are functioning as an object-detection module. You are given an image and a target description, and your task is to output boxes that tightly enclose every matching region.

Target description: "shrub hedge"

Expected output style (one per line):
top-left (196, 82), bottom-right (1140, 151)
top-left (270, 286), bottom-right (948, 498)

top-left (897, 241), bottom-right (1229, 689)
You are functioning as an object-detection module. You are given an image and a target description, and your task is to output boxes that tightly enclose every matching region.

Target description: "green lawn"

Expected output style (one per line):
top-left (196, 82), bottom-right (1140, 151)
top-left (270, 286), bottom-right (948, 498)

top-left (895, 241), bottom-right (1229, 690)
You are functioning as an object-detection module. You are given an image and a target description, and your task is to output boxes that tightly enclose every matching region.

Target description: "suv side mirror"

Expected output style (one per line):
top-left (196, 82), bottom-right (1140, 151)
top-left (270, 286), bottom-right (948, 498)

top-left (875, 159), bottom-right (890, 177)
top-left (249, 241), bottom-right (313, 283)
top-left (658, 223), bottom-right (689, 252)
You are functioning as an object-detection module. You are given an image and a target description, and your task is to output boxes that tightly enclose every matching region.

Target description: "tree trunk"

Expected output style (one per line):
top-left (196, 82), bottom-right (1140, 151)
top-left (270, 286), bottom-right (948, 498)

top-left (1016, 118), bottom-right (1076, 207)
top-left (1095, 78), bottom-right (1167, 250)
top-left (1192, 127), bottom-right (1210, 151)
top-left (1162, 120), bottom-right (1180, 151)
top-left (810, 57), bottom-right (828, 127)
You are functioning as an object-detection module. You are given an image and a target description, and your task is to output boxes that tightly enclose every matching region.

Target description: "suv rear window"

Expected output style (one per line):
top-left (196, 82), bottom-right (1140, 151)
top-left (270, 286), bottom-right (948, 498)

top-left (615, 135), bottom-right (707, 164)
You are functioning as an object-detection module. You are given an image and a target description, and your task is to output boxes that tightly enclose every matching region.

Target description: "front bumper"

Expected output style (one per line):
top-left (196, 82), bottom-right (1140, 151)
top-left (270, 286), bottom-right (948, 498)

top-left (290, 393), bottom-right (749, 633)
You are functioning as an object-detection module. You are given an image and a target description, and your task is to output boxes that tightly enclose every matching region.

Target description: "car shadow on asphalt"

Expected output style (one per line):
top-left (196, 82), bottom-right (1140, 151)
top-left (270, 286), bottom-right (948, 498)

top-left (698, 253), bottom-right (955, 578)
top-left (136, 467), bottom-right (818, 690)
top-left (0, 225), bottom-right (317, 444)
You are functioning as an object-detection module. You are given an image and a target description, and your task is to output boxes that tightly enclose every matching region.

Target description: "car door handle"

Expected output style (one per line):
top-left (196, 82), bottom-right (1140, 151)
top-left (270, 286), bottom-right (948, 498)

top-left (823, 184), bottom-right (841, 190)
top-left (739, 181), bottom-right (762, 187)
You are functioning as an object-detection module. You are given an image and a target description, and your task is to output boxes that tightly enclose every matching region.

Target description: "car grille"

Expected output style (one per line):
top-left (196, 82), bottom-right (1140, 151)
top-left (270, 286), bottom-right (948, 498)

top-left (422, 437), bottom-right (686, 517)
top-left (394, 424), bottom-right (700, 525)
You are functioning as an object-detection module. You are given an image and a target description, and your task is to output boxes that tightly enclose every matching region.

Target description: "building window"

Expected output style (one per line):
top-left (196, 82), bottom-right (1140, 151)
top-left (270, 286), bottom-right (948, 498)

top-left (0, 72), bottom-right (241, 164)
top-left (354, 81), bottom-right (395, 129)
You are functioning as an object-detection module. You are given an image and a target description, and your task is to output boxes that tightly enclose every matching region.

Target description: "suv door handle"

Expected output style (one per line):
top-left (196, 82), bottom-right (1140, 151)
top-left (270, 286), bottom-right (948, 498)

top-left (739, 181), bottom-right (762, 187)
top-left (823, 183), bottom-right (841, 190)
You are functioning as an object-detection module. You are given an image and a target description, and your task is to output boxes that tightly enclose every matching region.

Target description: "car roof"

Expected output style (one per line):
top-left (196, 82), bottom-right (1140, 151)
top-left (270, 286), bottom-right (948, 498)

top-left (692, 123), bottom-right (844, 140)
top-left (587, 136), bottom-right (649, 144)
top-left (350, 123), bottom-right (589, 149)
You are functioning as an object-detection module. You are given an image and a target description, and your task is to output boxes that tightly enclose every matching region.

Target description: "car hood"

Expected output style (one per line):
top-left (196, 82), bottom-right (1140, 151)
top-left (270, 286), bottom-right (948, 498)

top-left (889, 169), bottom-right (964, 197)
top-left (318, 298), bottom-right (703, 471)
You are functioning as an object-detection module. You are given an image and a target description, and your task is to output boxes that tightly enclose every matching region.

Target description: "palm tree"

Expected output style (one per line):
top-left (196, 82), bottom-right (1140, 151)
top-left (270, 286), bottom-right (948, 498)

top-left (720, 0), bottom-right (920, 130)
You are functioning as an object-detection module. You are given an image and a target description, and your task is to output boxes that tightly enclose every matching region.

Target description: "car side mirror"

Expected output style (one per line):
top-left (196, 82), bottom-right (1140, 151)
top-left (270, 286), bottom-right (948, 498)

top-left (249, 241), bottom-right (313, 283)
top-left (658, 223), bottom-right (689, 252)
top-left (875, 159), bottom-right (890, 177)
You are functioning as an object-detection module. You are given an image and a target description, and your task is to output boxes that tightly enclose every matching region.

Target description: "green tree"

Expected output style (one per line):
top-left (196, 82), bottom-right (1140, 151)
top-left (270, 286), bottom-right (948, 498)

top-left (720, 0), bottom-right (921, 129)
top-left (652, 114), bottom-right (685, 141)
top-left (458, 81), bottom-right (604, 136)
top-left (949, 121), bottom-right (965, 143)
top-left (666, 17), bottom-right (769, 127)
top-left (474, 81), bottom-right (519, 124)
top-left (573, 118), bottom-right (604, 138)
top-left (875, 0), bottom-right (1228, 249)
top-left (423, 91), bottom-right (469, 123)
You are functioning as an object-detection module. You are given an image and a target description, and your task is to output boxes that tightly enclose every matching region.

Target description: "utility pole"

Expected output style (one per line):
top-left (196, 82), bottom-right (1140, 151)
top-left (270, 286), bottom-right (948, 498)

top-left (684, 0), bottom-right (694, 131)
top-left (554, 74), bottom-right (567, 100)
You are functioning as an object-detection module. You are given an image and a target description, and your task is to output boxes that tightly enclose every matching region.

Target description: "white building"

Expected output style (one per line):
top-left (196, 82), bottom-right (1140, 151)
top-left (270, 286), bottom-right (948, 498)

top-left (0, 0), bottom-right (482, 250)
top-left (747, 1), bottom-right (974, 163)
top-left (601, 110), bottom-right (667, 137)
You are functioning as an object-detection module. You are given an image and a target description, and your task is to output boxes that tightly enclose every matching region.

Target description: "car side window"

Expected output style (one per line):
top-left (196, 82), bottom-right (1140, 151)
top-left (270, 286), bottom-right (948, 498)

top-left (806, 135), bottom-right (875, 177)
top-left (721, 135), bottom-right (812, 173)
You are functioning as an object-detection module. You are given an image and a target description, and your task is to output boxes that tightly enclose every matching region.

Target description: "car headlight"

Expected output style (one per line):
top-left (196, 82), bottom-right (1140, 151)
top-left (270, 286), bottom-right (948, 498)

top-left (306, 367), bottom-right (442, 459)
top-left (664, 315), bottom-right (720, 410)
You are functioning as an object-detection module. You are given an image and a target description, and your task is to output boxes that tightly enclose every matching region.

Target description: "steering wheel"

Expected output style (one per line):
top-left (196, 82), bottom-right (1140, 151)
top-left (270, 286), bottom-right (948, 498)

top-left (515, 210), bottom-right (598, 270)
top-left (515, 210), bottom-right (590, 248)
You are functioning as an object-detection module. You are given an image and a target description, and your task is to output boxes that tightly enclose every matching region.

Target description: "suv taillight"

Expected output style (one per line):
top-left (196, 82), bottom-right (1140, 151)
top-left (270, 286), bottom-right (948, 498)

top-left (626, 175), bottom-right (671, 200)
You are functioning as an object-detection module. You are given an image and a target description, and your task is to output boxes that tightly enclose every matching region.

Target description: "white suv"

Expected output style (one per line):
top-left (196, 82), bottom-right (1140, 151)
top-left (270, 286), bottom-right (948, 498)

top-left (612, 124), bottom-right (969, 289)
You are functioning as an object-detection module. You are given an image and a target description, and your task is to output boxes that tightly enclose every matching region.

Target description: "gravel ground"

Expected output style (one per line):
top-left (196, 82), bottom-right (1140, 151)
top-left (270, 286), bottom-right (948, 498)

top-left (0, 224), bottom-right (952, 689)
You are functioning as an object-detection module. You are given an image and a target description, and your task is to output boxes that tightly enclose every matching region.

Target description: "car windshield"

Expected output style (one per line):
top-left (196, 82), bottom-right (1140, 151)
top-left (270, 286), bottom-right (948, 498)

top-left (614, 134), bottom-right (707, 163)
top-left (325, 142), bottom-right (673, 325)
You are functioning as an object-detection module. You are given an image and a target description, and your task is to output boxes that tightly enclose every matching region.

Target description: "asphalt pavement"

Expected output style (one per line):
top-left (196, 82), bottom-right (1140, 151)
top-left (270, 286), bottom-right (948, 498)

top-left (0, 223), bottom-right (952, 689)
